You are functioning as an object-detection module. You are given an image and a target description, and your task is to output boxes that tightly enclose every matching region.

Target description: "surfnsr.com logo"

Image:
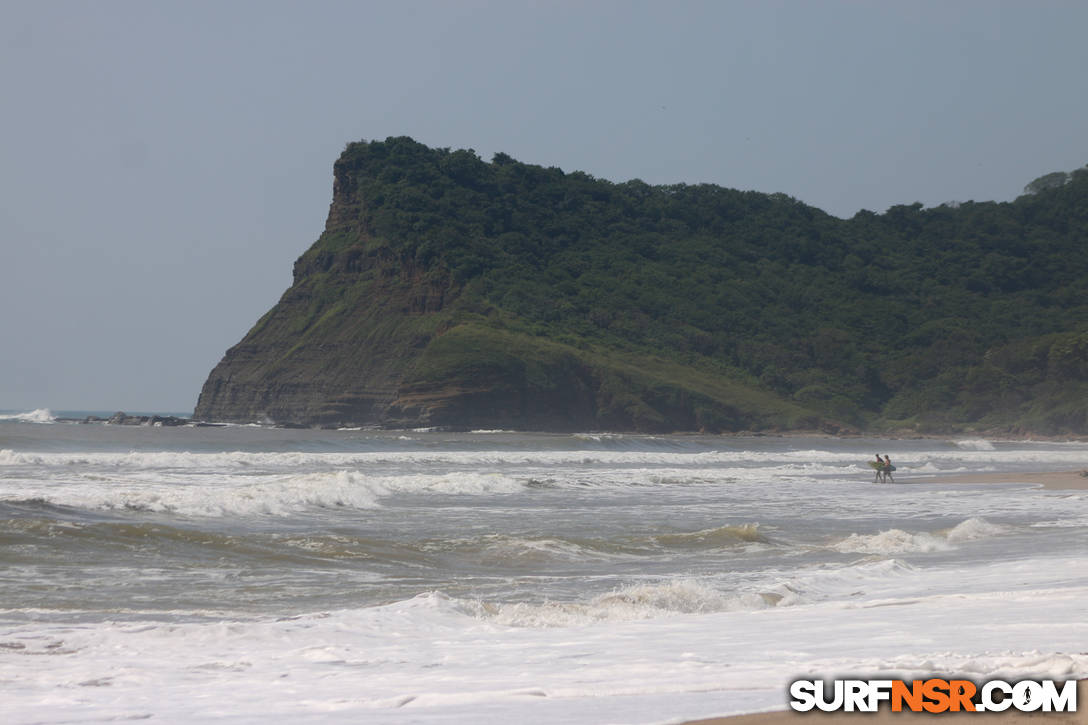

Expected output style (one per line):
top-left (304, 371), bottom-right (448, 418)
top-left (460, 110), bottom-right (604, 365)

top-left (789, 678), bottom-right (1078, 713)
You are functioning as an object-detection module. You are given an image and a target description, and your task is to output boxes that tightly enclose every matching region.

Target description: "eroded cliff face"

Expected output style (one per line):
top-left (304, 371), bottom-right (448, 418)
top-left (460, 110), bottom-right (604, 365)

top-left (193, 230), bottom-right (793, 431)
top-left (194, 251), bottom-right (454, 425)
top-left (194, 156), bottom-right (456, 427)
top-left (194, 153), bottom-right (609, 428)
top-left (192, 140), bottom-right (829, 431)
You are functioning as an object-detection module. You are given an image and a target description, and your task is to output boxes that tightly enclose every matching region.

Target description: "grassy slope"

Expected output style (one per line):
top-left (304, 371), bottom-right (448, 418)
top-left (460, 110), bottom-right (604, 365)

top-left (397, 322), bottom-right (819, 432)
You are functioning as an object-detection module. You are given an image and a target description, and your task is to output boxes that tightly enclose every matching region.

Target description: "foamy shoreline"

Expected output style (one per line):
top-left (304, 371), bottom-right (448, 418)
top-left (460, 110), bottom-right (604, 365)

top-left (5, 421), bottom-right (1086, 724)
top-left (677, 472), bottom-right (1088, 725)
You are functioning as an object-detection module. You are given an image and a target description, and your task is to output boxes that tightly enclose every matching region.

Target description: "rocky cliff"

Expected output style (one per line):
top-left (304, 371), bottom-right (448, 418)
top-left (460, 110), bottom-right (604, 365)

top-left (195, 138), bottom-right (1088, 434)
top-left (194, 140), bottom-right (821, 431)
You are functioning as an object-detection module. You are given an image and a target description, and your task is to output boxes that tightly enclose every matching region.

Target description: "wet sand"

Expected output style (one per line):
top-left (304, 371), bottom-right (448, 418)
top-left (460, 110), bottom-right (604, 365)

top-left (902, 470), bottom-right (1088, 491)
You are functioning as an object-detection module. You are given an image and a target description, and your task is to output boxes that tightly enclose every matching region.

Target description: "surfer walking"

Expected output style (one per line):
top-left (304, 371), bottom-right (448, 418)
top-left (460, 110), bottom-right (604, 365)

top-left (872, 454), bottom-right (895, 483)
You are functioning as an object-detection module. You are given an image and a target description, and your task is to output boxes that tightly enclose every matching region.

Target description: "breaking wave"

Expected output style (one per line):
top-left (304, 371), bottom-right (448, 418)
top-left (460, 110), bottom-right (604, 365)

top-left (652, 523), bottom-right (766, 548)
top-left (833, 528), bottom-right (950, 554)
top-left (0, 470), bottom-right (527, 517)
top-left (0, 408), bottom-right (55, 424)
top-left (831, 517), bottom-right (1008, 554)
top-left (955, 439), bottom-right (996, 450)
top-left (420, 523), bottom-right (771, 567)
top-left (5, 445), bottom-right (1088, 476)
top-left (943, 517), bottom-right (1009, 542)
top-left (439, 534), bottom-right (618, 566)
top-left (392, 558), bottom-right (924, 628)
top-left (462, 579), bottom-right (778, 627)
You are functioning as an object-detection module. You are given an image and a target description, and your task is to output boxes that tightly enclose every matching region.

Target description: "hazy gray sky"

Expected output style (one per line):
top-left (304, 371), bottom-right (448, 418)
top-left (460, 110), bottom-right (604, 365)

top-left (2, 0), bottom-right (1086, 413)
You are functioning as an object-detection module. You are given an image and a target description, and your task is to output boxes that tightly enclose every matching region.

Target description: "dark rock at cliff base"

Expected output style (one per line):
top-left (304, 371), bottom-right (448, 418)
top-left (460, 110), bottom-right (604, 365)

top-left (104, 412), bottom-right (190, 427)
top-left (194, 138), bottom-right (1088, 434)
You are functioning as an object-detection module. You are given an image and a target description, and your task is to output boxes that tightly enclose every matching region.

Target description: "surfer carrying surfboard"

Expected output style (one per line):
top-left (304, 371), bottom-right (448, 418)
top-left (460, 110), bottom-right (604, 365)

top-left (871, 454), bottom-right (896, 483)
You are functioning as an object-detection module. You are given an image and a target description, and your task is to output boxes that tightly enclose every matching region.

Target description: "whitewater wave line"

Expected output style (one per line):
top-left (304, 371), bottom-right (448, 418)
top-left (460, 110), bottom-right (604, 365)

top-left (5, 446), bottom-right (1088, 472)
top-left (829, 517), bottom-right (1010, 555)
top-left (330, 558), bottom-right (931, 627)
top-left (0, 408), bottom-right (56, 424)
top-left (0, 470), bottom-right (530, 516)
top-left (1, 510), bottom-right (1007, 567)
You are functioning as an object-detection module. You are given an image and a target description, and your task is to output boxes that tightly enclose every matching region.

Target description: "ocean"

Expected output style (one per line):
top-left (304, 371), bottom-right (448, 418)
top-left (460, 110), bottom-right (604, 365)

top-left (1, 410), bottom-right (1086, 724)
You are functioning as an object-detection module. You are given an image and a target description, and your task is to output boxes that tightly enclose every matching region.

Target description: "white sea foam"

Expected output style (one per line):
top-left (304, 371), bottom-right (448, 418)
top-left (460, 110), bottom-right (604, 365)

top-left (833, 528), bottom-right (951, 554)
top-left (944, 516), bottom-right (1009, 542)
top-left (955, 438), bottom-right (996, 450)
top-left (5, 577), bottom-right (1084, 725)
top-left (2, 431), bottom-right (1086, 725)
top-left (831, 518), bottom-right (1007, 555)
top-left (0, 469), bottom-right (527, 516)
top-left (455, 558), bottom-right (932, 626)
top-left (0, 408), bottom-right (55, 424)
top-left (587, 579), bottom-right (770, 616)
top-left (467, 579), bottom-right (774, 628)
top-left (5, 445), bottom-right (1085, 474)
top-left (906, 461), bottom-right (973, 474)
top-left (457, 535), bottom-right (615, 565)
top-left (757, 558), bottom-right (919, 606)
top-left (0, 449), bottom-right (861, 484)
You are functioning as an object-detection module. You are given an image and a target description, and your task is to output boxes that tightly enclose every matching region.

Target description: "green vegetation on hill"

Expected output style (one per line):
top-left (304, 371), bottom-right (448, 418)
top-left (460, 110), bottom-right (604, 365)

top-left (196, 137), bottom-right (1088, 434)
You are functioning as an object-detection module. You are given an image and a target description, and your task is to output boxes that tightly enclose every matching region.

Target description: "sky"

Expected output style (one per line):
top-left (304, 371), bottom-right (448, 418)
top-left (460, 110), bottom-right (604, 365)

top-left (2, 0), bottom-right (1086, 413)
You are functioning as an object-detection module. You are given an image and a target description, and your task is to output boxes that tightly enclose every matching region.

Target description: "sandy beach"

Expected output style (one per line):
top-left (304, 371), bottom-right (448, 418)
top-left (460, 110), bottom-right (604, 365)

top-left (681, 469), bottom-right (1088, 725)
